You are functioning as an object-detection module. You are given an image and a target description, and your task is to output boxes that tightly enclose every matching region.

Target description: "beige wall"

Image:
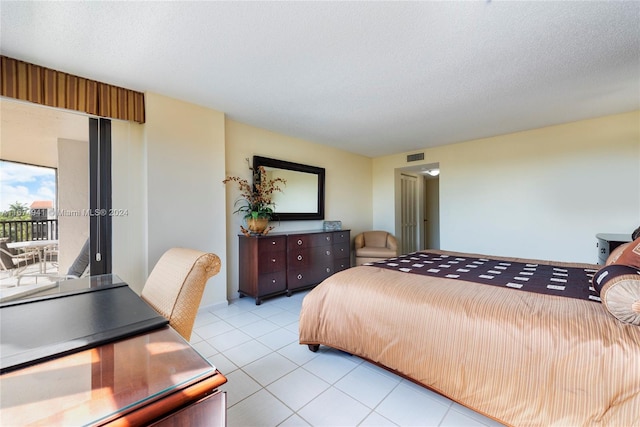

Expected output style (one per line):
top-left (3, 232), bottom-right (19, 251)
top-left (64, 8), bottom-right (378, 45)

top-left (0, 100), bottom-right (87, 168)
top-left (224, 119), bottom-right (373, 299)
top-left (373, 111), bottom-right (640, 263)
top-left (111, 120), bottom-right (146, 292)
top-left (57, 138), bottom-right (89, 275)
top-left (4, 96), bottom-right (637, 304)
top-left (144, 92), bottom-right (227, 306)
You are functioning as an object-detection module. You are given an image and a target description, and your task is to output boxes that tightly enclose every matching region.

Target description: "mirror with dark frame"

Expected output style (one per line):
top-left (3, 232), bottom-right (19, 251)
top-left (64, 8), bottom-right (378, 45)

top-left (253, 156), bottom-right (325, 221)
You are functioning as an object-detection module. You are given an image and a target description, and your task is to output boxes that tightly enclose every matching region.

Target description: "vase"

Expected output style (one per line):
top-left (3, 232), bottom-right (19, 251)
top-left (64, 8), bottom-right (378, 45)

top-left (246, 217), bottom-right (269, 234)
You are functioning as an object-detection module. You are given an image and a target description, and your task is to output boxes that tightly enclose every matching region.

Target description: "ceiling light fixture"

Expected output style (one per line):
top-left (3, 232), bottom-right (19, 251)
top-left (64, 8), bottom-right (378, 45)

top-left (425, 169), bottom-right (440, 176)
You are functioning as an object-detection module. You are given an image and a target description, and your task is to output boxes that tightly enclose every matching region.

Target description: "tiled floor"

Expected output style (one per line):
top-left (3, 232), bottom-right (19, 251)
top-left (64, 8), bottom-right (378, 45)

top-left (190, 291), bottom-right (506, 427)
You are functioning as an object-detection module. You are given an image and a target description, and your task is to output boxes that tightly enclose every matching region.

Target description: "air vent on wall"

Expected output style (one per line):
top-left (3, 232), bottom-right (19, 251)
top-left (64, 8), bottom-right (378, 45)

top-left (407, 153), bottom-right (425, 162)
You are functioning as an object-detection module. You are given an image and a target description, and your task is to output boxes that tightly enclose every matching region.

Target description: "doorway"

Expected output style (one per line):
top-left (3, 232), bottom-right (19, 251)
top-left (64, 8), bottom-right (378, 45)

top-left (400, 173), bottom-right (418, 254)
top-left (396, 163), bottom-right (440, 254)
top-left (423, 173), bottom-right (440, 249)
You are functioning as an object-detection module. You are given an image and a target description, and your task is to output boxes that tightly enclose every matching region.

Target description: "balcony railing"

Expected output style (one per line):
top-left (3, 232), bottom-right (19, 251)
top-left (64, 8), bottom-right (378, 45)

top-left (0, 219), bottom-right (58, 242)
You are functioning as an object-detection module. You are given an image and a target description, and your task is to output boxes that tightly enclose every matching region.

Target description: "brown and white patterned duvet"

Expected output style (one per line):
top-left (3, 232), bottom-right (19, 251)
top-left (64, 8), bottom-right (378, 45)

top-left (299, 250), bottom-right (640, 427)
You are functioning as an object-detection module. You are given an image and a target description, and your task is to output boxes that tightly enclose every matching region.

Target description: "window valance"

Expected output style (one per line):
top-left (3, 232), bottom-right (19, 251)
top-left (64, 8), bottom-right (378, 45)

top-left (1, 56), bottom-right (145, 123)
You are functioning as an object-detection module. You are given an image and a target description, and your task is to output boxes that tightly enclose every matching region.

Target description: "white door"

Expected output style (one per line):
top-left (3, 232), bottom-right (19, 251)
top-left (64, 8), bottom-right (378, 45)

top-left (400, 173), bottom-right (418, 254)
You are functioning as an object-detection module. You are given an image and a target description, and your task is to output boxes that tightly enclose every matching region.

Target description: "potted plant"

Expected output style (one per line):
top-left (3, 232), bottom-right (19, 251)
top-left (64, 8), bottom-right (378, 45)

top-left (223, 161), bottom-right (286, 236)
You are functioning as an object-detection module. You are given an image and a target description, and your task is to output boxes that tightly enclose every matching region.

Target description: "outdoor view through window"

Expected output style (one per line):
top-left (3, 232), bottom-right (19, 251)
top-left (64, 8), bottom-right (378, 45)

top-left (0, 160), bottom-right (59, 290)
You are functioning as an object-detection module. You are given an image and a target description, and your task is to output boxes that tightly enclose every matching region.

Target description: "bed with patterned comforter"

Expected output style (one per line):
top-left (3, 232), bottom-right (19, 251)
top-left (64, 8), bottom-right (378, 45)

top-left (298, 249), bottom-right (640, 426)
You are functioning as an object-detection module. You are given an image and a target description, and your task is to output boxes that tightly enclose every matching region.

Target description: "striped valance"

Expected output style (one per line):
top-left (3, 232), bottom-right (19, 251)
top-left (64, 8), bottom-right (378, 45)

top-left (1, 56), bottom-right (145, 123)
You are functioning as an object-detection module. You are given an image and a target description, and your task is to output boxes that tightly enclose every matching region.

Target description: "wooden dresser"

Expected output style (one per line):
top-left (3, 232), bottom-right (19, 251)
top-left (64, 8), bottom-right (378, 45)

top-left (238, 229), bottom-right (350, 304)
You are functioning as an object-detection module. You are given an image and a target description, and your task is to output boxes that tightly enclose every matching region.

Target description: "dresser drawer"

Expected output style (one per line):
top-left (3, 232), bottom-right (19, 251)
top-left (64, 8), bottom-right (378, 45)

top-left (258, 271), bottom-right (287, 295)
top-left (334, 258), bottom-right (350, 272)
top-left (289, 233), bottom-right (333, 249)
top-left (333, 231), bottom-right (350, 243)
top-left (333, 241), bottom-right (350, 260)
top-left (288, 246), bottom-right (333, 267)
top-left (258, 236), bottom-right (287, 254)
top-left (287, 267), bottom-right (332, 290)
top-left (258, 250), bottom-right (286, 273)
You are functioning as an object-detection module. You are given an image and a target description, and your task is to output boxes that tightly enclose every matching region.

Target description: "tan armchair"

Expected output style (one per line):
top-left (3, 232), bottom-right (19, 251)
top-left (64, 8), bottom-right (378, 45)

top-left (141, 247), bottom-right (221, 341)
top-left (354, 231), bottom-right (399, 266)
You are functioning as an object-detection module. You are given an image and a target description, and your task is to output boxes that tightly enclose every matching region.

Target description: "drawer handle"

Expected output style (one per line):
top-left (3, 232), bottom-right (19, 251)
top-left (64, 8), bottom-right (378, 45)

top-left (297, 274), bottom-right (303, 280)
top-left (272, 279), bottom-right (277, 283)
top-left (272, 241), bottom-right (277, 245)
top-left (326, 250), bottom-right (331, 256)
top-left (326, 267), bottom-right (331, 273)
top-left (297, 255), bottom-right (303, 261)
top-left (297, 239), bottom-right (303, 246)
top-left (326, 236), bottom-right (330, 241)
top-left (272, 258), bottom-right (276, 263)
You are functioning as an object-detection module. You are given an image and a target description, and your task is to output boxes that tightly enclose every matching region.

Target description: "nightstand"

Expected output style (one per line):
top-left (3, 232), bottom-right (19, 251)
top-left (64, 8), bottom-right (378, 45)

top-left (596, 233), bottom-right (632, 265)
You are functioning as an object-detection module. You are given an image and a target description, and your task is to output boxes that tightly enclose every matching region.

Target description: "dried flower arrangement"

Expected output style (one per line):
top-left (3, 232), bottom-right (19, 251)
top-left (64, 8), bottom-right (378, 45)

top-left (223, 159), bottom-right (286, 235)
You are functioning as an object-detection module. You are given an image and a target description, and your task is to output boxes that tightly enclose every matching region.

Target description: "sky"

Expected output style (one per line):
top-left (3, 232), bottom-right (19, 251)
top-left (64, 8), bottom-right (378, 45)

top-left (0, 160), bottom-right (56, 214)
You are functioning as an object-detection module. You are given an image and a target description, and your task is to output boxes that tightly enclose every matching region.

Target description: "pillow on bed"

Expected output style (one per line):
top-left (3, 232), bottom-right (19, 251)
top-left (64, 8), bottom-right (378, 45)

top-left (592, 264), bottom-right (640, 326)
top-left (606, 242), bottom-right (631, 265)
top-left (612, 237), bottom-right (640, 269)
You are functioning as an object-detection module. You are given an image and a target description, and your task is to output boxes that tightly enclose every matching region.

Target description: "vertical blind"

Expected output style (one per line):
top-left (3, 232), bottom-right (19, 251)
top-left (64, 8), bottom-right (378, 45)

top-left (1, 56), bottom-right (145, 123)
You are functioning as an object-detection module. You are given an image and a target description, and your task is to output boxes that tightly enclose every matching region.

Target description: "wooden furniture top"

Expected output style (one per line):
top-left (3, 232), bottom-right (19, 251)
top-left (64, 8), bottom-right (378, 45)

top-left (0, 326), bottom-right (226, 426)
top-left (238, 228), bottom-right (350, 238)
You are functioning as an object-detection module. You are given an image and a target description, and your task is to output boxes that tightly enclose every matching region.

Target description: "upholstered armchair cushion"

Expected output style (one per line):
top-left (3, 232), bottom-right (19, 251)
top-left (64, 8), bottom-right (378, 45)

top-left (141, 247), bottom-right (221, 341)
top-left (355, 231), bottom-right (398, 265)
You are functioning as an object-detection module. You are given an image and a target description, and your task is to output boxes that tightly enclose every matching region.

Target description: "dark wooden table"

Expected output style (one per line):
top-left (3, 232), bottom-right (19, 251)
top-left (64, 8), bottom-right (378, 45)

top-left (0, 326), bottom-right (226, 426)
top-left (0, 275), bottom-right (227, 426)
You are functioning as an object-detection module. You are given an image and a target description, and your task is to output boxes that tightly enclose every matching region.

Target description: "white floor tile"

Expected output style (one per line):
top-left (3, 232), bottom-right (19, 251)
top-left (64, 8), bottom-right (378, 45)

top-left (298, 387), bottom-right (371, 427)
top-left (223, 339), bottom-right (274, 367)
top-left (243, 352), bottom-right (298, 386)
top-left (210, 302), bottom-right (255, 319)
top-left (251, 304), bottom-right (287, 319)
top-left (225, 311), bottom-right (264, 328)
top-left (193, 311), bottom-right (219, 328)
top-left (375, 382), bottom-right (450, 427)
top-left (334, 364), bottom-right (401, 408)
top-left (283, 320), bottom-right (300, 334)
top-left (400, 379), bottom-right (454, 408)
top-left (279, 413), bottom-right (312, 427)
top-left (266, 368), bottom-right (330, 411)
top-left (227, 389), bottom-right (293, 427)
top-left (206, 353), bottom-right (238, 375)
top-left (440, 408), bottom-right (488, 427)
top-left (256, 327), bottom-right (299, 350)
top-left (189, 339), bottom-right (218, 359)
top-left (188, 330), bottom-right (203, 344)
top-left (266, 310), bottom-right (300, 327)
top-left (221, 369), bottom-right (262, 407)
top-left (302, 348), bottom-right (361, 384)
top-left (359, 411), bottom-right (400, 426)
top-left (277, 342), bottom-right (320, 366)
top-left (193, 319), bottom-right (236, 340)
top-left (239, 318), bottom-right (281, 338)
top-left (208, 329), bottom-right (253, 352)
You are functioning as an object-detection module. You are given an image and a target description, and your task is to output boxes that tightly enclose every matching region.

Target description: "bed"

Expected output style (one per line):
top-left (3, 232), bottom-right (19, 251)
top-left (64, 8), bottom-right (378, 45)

top-left (299, 247), bottom-right (640, 427)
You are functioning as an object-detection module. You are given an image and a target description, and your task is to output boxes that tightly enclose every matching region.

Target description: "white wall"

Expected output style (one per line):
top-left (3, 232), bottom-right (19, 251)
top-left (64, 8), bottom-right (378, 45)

top-left (144, 92), bottom-right (228, 306)
top-left (224, 119), bottom-right (373, 299)
top-left (373, 111), bottom-right (640, 264)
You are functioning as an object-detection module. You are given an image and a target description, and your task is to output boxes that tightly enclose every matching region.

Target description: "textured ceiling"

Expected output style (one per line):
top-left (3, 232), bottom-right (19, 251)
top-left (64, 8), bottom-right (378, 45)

top-left (1, 1), bottom-right (639, 158)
